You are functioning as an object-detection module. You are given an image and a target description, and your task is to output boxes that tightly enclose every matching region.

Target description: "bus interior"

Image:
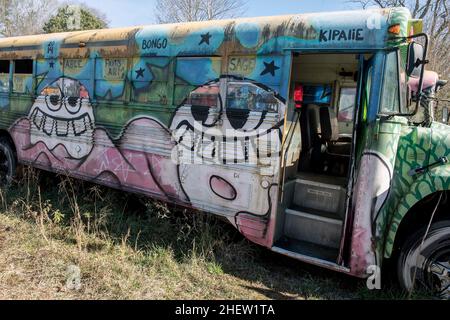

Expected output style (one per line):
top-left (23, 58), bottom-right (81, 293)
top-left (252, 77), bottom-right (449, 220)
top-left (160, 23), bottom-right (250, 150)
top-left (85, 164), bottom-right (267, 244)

top-left (275, 53), bottom-right (372, 264)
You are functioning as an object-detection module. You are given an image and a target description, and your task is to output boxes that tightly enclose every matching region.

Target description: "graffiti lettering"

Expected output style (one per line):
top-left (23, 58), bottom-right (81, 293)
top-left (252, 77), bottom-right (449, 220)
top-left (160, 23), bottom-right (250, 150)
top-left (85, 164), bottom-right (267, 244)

top-left (319, 29), bottom-right (364, 42)
top-left (47, 41), bottom-right (55, 55)
top-left (64, 59), bottom-right (84, 70)
top-left (142, 38), bottom-right (168, 50)
top-left (228, 57), bottom-right (256, 75)
top-left (104, 59), bottom-right (127, 80)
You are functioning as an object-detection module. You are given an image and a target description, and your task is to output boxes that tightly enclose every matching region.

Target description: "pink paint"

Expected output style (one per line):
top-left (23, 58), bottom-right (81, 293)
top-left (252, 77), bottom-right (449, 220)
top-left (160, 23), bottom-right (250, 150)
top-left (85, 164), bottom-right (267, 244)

top-left (209, 175), bottom-right (237, 200)
top-left (233, 186), bottom-right (279, 248)
top-left (10, 117), bottom-right (189, 203)
top-left (408, 70), bottom-right (439, 93)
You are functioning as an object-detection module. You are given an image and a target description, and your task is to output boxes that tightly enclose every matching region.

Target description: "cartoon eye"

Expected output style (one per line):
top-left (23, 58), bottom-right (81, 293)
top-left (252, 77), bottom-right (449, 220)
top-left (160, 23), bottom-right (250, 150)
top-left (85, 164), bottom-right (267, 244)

top-left (187, 85), bottom-right (221, 127)
top-left (68, 97), bottom-right (78, 107)
top-left (44, 93), bottom-right (63, 112)
top-left (191, 105), bottom-right (211, 124)
top-left (64, 96), bottom-right (82, 115)
top-left (49, 95), bottom-right (60, 106)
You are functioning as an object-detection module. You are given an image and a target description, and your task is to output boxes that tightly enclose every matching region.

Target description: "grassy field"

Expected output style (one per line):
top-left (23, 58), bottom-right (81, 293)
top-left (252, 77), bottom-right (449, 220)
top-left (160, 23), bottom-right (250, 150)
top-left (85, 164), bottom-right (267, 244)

top-left (0, 167), bottom-right (431, 300)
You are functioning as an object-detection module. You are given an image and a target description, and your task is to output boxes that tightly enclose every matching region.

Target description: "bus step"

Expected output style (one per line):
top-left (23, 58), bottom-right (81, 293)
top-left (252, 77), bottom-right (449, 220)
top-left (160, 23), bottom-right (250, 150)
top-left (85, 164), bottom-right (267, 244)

top-left (284, 208), bottom-right (342, 249)
top-left (293, 177), bottom-right (346, 216)
top-left (273, 237), bottom-right (339, 263)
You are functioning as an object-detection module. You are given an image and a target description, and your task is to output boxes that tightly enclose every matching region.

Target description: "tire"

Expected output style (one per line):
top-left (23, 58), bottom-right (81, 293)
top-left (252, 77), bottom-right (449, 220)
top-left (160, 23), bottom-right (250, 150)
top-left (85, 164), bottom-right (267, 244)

top-left (397, 220), bottom-right (450, 299)
top-left (0, 137), bottom-right (16, 187)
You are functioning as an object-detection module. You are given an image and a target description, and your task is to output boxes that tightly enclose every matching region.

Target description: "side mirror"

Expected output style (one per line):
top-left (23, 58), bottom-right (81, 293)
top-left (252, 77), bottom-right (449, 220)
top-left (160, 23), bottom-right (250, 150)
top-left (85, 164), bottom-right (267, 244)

top-left (403, 34), bottom-right (429, 117)
top-left (407, 42), bottom-right (425, 78)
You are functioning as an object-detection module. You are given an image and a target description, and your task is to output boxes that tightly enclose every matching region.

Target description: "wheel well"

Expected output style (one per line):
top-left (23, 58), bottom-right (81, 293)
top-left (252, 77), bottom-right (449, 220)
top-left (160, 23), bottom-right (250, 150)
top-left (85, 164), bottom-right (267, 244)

top-left (0, 129), bottom-right (17, 154)
top-left (390, 191), bottom-right (450, 259)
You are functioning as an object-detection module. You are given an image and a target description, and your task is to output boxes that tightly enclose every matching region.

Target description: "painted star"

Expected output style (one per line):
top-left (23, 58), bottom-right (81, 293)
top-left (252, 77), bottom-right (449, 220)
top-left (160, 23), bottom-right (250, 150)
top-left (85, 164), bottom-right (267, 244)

top-left (49, 61), bottom-right (55, 69)
top-left (135, 67), bottom-right (145, 79)
top-left (260, 61), bottom-right (280, 77)
top-left (199, 32), bottom-right (212, 45)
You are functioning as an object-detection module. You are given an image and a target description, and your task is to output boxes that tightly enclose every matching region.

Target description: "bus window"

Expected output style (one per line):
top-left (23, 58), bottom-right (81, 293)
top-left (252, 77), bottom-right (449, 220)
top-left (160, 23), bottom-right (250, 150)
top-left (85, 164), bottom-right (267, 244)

top-left (95, 58), bottom-right (128, 101)
top-left (226, 82), bottom-right (278, 112)
top-left (13, 59), bottom-right (33, 94)
top-left (380, 51), bottom-right (400, 113)
top-left (187, 84), bottom-right (219, 107)
top-left (338, 87), bottom-right (357, 122)
top-left (63, 59), bottom-right (91, 80)
top-left (0, 60), bottom-right (10, 93)
top-left (132, 58), bottom-right (170, 105)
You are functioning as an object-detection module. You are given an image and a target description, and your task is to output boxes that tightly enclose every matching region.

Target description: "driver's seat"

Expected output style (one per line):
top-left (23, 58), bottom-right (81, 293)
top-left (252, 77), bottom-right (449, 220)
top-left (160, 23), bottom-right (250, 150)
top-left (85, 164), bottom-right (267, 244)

top-left (319, 107), bottom-right (352, 157)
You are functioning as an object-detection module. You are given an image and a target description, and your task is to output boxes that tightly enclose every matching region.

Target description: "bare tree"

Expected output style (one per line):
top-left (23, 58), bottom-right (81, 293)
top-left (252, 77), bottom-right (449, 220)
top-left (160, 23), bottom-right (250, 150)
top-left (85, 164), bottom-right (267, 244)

top-left (350, 0), bottom-right (450, 104)
top-left (0, 0), bottom-right (59, 36)
top-left (155, 0), bottom-right (247, 24)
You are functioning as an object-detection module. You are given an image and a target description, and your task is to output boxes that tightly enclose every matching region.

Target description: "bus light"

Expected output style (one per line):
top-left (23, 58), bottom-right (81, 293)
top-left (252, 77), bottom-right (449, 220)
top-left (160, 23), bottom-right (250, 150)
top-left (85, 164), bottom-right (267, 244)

top-left (294, 84), bottom-right (304, 110)
top-left (388, 24), bottom-right (401, 35)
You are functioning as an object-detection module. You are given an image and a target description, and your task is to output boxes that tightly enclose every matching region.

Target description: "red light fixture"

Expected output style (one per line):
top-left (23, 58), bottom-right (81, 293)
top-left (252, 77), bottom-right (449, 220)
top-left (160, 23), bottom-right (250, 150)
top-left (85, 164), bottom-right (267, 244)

top-left (294, 84), bottom-right (304, 110)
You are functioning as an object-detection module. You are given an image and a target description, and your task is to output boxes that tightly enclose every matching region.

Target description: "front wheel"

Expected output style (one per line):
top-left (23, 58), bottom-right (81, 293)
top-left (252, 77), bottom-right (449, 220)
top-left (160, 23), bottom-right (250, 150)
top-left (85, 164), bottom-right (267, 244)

top-left (0, 137), bottom-right (16, 186)
top-left (397, 220), bottom-right (450, 299)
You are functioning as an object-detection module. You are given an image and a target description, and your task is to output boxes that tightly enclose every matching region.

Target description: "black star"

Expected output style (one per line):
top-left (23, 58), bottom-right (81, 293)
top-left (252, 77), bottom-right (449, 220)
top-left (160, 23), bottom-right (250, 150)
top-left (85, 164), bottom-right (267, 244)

top-left (49, 61), bottom-right (55, 69)
top-left (199, 32), bottom-right (212, 45)
top-left (135, 67), bottom-right (145, 79)
top-left (260, 61), bottom-right (280, 77)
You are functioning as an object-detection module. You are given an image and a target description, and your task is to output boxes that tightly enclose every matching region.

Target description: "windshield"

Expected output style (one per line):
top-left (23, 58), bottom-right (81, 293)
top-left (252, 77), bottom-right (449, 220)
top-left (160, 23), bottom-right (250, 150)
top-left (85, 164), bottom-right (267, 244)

top-left (380, 50), bottom-right (401, 114)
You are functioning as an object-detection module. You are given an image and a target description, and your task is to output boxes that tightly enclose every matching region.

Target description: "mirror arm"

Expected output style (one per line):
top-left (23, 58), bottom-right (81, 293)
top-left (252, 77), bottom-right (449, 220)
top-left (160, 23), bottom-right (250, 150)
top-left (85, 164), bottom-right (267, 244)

top-left (409, 33), bottom-right (429, 117)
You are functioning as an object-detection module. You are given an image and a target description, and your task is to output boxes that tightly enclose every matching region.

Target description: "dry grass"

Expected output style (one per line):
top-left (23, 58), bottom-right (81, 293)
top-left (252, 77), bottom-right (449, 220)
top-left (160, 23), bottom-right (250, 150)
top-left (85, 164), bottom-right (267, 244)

top-left (0, 167), bottom-right (431, 300)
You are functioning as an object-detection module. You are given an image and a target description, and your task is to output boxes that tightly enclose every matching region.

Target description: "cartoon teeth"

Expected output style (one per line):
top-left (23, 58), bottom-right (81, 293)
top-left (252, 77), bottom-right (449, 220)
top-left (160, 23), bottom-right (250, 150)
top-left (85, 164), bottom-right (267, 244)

top-left (28, 78), bottom-right (95, 159)
top-left (30, 108), bottom-right (93, 137)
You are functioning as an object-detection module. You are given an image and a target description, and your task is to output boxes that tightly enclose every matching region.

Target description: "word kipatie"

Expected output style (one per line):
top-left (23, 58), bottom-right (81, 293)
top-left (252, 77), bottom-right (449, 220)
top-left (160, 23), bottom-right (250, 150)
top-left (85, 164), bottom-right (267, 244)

top-left (319, 28), bottom-right (365, 42)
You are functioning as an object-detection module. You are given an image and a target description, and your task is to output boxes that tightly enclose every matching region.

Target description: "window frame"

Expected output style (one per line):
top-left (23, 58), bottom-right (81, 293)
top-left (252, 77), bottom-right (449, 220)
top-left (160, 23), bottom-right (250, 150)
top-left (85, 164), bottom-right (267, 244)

top-left (0, 60), bottom-right (11, 94)
top-left (337, 86), bottom-right (358, 123)
top-left (225, 81), bottom-right (280, 113)
top-left (186, 83), bottom-right (220, 108)
top-left (94, 57), bottom-right (130, 103)
top-left (131, 57), bottom-right (171, 106)
top-left (12, 59), bottom-right (35, 95)
top-left (378, 49), bottom-right (403, 115)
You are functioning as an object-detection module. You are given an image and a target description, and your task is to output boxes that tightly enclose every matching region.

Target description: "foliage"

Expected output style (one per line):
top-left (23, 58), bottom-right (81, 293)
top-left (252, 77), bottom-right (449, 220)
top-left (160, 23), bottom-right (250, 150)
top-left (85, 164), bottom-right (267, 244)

top-left (0, 168), bottom-right (433, 299)
top-left (155, 0), bottom-right (247, 23)
top-left (43, 4), bottom-right (108, 33)
top-left (0, 0), bottom-right (59, 36)
top-left (351, 0), bottom-right (450, 117)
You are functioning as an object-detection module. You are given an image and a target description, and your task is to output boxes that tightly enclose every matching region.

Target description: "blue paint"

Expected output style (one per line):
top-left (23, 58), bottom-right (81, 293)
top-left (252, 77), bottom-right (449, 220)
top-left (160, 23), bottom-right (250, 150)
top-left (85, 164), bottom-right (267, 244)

top-left (136, 26), bottom-right (225, 56)
top-left (66, 59), bottom-right (94, 80)
top-left (43, 38), bottom-right (63, 59)
top-left (176, 57), bottom-right (220, 86)
top-left (244, 55), bottom-right (284, 92)
top-left (23, 76), bottom-right (33, 94)
top-left (36, 59), bottom-right (64, 92)
top-left (0, 92), bottom-right (9, 109)
top-left (95, 80), bottom-right (126, 100)
top-left (235, 23), bottom-right (260, 48)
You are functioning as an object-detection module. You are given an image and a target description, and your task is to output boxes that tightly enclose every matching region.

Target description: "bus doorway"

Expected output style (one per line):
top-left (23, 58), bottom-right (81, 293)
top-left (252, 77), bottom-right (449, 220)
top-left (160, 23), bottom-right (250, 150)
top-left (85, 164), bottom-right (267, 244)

top-left (275, 53), bottom-right (371, 266)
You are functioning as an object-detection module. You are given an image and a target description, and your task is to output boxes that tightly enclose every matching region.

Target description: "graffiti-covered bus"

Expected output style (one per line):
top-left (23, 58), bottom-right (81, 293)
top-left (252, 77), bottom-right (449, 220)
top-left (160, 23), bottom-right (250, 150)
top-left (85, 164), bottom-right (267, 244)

top-left (0, 7), bottom-right (448, 297)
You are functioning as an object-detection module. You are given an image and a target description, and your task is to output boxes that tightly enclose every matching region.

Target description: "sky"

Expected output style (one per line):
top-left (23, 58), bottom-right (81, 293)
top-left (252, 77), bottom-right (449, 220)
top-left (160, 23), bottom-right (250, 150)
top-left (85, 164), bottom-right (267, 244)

top-left (72, 0), bottom-right (361, 28)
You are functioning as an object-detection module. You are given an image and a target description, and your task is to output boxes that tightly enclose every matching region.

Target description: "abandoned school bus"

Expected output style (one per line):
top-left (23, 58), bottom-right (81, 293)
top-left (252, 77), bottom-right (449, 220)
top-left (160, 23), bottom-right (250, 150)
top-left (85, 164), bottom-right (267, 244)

top-left (0, 7), bottom-right (448, 297)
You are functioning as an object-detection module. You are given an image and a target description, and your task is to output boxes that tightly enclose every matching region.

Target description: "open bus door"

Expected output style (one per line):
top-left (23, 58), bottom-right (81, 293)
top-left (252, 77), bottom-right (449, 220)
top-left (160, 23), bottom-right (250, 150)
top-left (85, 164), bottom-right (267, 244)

top-left (275, 52), bottom-right (373, 273)
top-left (338, 54), bottom-right (374, 266)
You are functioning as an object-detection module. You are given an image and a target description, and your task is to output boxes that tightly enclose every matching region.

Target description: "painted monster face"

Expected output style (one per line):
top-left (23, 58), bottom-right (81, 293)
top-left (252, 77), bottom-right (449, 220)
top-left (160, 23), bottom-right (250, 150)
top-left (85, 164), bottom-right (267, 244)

top-left (29, 78), bottom-right (94, 159)
top-left (170, 78), bottom-right (285, 216)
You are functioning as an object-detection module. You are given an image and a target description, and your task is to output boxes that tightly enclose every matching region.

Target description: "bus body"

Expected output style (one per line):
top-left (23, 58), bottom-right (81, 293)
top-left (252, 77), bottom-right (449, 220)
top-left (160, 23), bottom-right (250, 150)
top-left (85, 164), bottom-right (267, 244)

top-left (0, 7), bottom-right (449, 295)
